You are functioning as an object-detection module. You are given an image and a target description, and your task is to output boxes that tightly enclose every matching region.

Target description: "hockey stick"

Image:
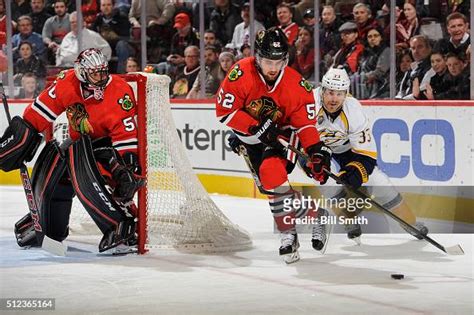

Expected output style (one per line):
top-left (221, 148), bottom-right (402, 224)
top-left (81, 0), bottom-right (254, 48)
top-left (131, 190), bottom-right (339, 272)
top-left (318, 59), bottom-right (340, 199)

top-left (237, 144), bottom-right (287, 196)
top-left (0, 83), bottom-right (66, 256)
top-left (278, 138), bottom-right (465, 256)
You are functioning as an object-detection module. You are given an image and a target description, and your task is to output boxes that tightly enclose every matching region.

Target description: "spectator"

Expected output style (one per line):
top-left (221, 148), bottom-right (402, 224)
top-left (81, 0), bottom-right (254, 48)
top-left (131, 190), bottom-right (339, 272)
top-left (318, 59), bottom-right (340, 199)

top-left (239, 43), bottom-right (251, 60)
top-left (91, 0), bottom-right (133, 73)
top-left (209, 0), bottom-right (242, 45)
top-left (13, 41), bottom-right (46, 87)
top-left (218, 50), bottom-right (235, 75)
top-left (357, 27), bottom-right (389, 99)
top-left (319, 5), bottom-right (342, 78)
top-left (12, 0), bottom-right (32, 22)
top-left (352, 3), bottom-right (379, 44)
top-left (46, 0), bottom-right (74, 14)
top-left (396, 0), bottom-right (420, 52)
top-left (432, 53), bottom-right (470, 100)
top-left (29, 0), bottom-right (51, 35)
top-left (128, 0), bottom-right (175, 59)
top-left (377, 3), bottom-right (402, 40)
top-left (168, 13), bottom-right (199, 66)
top-left (413, 51), bottom-right (448, 100)
top-left (434, 12), bottom-right (470, 60)
top-left (114, 0), bottom-right (131, 18)
top-left (12, 16), bottom-right (46, 62)
top-left (396, 49), bottom-right (413, 92)
top-left (82, 0), bottom-right (100, 28)
top-left (302, 9), bottom-right (316, 27)
top-left (204, 29), bottom-right (223, 52)
top-left (18, 73), bottom-right (39, 99)
top-left (292, 26), bottom-right (315, 81)
top-left (276, 2), bottom-right (298, 46)
top-left (42, 0), bottom-right (71, 64)
top-left (125, 56), bottom-right (139, 73)
top-left (56, 11), bottom-right (112, 67)
top-left (186, 45), bottom-right (223, 99)
top-left (129, 0), bottom-right (175, 28)
top-left (332, 21), bottom-right (364, 75)
top-left (0, 0), bottom-right (17, 49)
top-left (396, 35), bottom-right (431, 99)
top-left (170, 45), bottom-right (200, 98)
top-left (226, 2), bottom-right (265, 53)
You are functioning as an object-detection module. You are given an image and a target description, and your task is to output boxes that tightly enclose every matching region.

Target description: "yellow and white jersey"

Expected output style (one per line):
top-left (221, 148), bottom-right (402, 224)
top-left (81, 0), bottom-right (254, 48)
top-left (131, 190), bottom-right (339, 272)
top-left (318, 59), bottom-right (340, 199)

top-left (312, 87), bottom-right (377, 160)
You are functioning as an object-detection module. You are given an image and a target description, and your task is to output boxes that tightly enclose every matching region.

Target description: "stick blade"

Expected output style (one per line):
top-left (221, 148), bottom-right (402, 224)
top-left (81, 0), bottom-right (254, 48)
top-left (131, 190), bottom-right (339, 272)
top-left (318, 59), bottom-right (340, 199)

top-left (445, 244), bottom-right (464, 255)
top-left (42, 236), bottom-right (67, 256)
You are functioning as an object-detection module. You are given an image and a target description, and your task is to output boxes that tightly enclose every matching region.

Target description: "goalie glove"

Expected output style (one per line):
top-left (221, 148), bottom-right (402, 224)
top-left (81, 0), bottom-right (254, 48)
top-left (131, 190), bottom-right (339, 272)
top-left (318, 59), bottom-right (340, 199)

top-left (306, 142), bottom-right (332, 184)
top-left (110, 163), bottom-right (145, 202)
top-left (338, 162), bottom-right (368, 189)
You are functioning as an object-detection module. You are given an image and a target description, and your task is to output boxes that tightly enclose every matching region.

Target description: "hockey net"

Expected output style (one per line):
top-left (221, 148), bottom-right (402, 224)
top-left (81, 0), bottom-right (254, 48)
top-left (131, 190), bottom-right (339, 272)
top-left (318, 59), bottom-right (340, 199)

top-left (53, 73), bottom-right (252, 254)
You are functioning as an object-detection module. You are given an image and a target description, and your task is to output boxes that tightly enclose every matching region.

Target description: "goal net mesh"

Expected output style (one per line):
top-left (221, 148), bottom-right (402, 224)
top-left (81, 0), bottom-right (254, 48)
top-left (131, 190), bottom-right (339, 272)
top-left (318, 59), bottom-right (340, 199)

top-left (55, 73), bottom-right (252, 253)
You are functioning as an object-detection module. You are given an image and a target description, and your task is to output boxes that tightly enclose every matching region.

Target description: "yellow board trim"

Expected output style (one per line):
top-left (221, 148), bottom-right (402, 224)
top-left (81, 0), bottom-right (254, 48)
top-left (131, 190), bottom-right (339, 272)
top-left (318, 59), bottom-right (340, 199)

top-left (2, 171), bottom-right (472, 223)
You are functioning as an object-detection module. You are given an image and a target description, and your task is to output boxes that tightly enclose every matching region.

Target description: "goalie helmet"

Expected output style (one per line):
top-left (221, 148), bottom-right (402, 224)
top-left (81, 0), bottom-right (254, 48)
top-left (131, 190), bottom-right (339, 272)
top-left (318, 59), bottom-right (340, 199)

top-left (255, 27), bottom-right (289, 61)
top-left (321, 67), bottom-right (350, 91)
top-left (74, 48), bottom-right (109, 88)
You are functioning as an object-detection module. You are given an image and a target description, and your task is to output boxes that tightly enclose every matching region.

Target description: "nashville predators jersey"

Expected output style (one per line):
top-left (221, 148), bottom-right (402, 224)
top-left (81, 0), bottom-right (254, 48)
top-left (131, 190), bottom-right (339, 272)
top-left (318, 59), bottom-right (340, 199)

top-left (313, 87), bottom-right (377, 161)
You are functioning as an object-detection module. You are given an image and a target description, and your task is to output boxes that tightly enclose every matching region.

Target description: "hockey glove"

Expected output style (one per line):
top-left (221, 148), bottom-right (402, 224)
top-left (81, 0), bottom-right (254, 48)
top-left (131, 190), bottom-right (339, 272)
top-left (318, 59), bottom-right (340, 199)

top-left (338, 162), bottom-right (368, 189)
top-left (306, 142), bottom-right (332, 184)
top-left (111, 163), bottom-right (145, 202)
top-left (228, 133), bottom-right (243, 154)
top-left (0, 116), bottom-right (42, 172)
top-left (248, 118), bottom-right (283, 149)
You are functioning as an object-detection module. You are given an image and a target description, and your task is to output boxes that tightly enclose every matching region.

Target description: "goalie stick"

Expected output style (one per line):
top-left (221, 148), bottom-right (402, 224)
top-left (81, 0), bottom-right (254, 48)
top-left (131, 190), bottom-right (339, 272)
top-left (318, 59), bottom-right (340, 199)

top-left (0, 83), bottom-right (67, 256)
top-left (278, 138), bottom-right (465, 256)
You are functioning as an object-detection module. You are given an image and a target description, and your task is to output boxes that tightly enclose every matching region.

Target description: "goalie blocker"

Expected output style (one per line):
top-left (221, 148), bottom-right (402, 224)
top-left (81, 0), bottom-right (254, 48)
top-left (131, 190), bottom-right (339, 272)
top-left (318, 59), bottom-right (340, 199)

top-left (14, 135), bottom-right (142, 252)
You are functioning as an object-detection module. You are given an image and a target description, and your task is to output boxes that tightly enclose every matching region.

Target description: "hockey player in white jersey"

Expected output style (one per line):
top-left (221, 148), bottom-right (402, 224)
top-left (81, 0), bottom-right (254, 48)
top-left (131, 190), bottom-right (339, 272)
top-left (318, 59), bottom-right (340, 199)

top-left (309, 67), bottom-right (428, 244)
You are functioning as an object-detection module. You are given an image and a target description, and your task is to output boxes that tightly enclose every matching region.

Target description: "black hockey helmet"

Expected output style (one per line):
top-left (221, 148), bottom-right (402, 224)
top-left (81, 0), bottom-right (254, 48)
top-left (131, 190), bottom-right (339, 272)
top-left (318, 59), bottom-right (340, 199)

top-left (255, 27), bottom-right (289, 61)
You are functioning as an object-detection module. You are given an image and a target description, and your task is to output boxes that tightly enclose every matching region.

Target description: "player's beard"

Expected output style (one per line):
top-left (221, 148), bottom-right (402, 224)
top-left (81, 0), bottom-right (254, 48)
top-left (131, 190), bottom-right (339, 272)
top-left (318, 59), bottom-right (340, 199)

top-left (263, 71), bottom-right (280, 86)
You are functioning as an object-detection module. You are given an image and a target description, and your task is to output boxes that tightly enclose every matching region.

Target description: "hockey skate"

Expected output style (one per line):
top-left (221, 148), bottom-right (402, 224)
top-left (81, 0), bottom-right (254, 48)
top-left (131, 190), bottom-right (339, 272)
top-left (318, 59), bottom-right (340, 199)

top-left (311, 208), bottom-right (332, 254)
top-left (99, 219), bottom-right (137, 253)
top-left (279, 232), bottom-right (300, 264)
top-left (345, 222), bottom-right (362, 245)
top-left (403, 222), bottom-right (429, 240)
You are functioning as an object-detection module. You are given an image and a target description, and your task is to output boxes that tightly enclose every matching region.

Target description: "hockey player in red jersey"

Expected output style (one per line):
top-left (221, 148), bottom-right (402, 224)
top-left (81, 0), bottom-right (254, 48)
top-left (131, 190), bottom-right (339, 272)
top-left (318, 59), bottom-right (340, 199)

top-left (216, 27), bottom-right (332, 263)
top-left (0, 48), bottom-right (143, 253)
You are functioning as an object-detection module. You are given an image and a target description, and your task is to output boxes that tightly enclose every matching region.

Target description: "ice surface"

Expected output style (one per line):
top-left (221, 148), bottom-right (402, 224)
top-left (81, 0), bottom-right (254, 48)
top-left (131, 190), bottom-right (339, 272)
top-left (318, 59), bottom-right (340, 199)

top-left (0, 186), bottom-right (472, 314)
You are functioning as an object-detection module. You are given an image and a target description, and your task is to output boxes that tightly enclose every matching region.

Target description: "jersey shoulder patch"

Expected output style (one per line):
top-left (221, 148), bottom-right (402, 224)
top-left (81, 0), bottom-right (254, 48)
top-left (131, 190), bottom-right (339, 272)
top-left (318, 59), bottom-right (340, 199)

top-left (228, 63), bottom-right (244, 82)
top-left (117, 93), bottom-right (134, 112)
top-left (299, 78), bottom-right (314, 93)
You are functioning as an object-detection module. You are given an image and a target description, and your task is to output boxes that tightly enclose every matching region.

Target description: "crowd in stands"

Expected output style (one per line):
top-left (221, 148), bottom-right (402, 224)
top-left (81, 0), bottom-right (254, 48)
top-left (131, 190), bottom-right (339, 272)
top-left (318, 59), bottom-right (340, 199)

top-left (0, 0), bottom-right (471, 100)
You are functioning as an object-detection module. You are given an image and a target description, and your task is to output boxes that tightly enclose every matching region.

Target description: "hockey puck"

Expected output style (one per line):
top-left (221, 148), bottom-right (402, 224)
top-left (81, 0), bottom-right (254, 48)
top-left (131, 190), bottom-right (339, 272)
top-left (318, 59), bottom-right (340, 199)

top-left (391, 274), bottom-right (404, 280)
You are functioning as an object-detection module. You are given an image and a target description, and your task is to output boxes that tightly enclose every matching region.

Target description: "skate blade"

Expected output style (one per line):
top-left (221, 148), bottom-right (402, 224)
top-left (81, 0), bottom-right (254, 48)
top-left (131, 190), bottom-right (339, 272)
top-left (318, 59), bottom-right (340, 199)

top-left (350, 236), bottom-right (361, 246)
top-left (319, 224), bottom-right (333, 254)
top-left (282, 250), bottom-right (300, 264)
top-left (100, 244), bottom-right (138, 256)
top-left (42, 236), bottom-right (67, 256)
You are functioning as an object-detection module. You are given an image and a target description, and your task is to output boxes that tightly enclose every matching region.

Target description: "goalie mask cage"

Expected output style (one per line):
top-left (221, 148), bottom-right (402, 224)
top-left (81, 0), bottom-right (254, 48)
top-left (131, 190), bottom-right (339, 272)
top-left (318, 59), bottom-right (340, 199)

top-left (54, 73), bottom-right (252, 254)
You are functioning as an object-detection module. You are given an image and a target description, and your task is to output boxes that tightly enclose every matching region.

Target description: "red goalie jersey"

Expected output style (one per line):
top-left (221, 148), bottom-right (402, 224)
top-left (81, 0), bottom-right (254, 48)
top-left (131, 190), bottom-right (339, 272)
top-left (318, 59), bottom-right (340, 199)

top-left (215, 57), bottom-right (320, 149)
top-left (23, 70), bottom-right (138, 154)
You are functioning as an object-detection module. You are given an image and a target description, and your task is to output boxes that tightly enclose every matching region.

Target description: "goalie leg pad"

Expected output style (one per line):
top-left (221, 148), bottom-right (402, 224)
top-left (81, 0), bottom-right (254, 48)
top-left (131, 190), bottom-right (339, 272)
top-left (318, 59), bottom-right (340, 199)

top-left (0, 116), bottom-right (42, 172)
top-left (67, 135), bottom-right (135, 235)
top-left (30, 140), bottom-right (71, 243)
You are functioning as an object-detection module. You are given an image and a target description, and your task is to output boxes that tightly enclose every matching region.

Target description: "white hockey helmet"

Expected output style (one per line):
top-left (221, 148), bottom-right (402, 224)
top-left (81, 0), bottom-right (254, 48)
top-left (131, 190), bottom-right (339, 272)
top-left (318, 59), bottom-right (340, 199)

top-left (74, 48), bottom-right (109, 88)
top-left (321, 67), bottom-right (350, 91)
